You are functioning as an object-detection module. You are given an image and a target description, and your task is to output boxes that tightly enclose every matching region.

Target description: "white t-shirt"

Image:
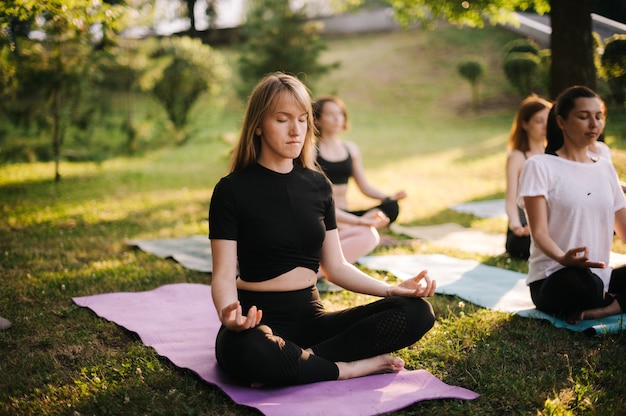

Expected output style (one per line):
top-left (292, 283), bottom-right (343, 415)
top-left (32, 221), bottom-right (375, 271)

top-left (588, 141), bottom-right (612, 161)
top-left (518, 154), bottom-right (626, 288)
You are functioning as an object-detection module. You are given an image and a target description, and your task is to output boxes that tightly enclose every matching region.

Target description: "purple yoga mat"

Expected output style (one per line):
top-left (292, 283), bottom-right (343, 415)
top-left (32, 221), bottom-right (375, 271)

top-left (73, 283), bottom-right (479, 415)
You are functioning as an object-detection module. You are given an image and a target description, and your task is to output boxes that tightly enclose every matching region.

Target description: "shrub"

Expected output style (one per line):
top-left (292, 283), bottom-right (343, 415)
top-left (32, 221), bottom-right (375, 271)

top-left (600, 34), bottom-right (626, 105)
top-left (501, 38), bottom-right (547, 97)
top-left (141, 37), bottom-right (229, 145)
top-left (236, 0), bottom-right (338, 99)
top-left (502, 38), bottom-right (541, 56)
top-left (503, 52), bottom-right (540, 97)
top-left (537, 49), bottom-right (551, 95)
top-left (457, 60), bottom-right (484, 111)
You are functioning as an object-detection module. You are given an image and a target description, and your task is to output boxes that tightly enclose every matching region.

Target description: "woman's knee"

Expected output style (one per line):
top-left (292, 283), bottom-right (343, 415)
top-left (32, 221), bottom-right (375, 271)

top-left (537, 267), bottom-right (605, 315)
top-left (379, 199), bottom-right (400, 223)
top-left (339, 226), bottom-right (380, 263)
top-left (216, 325), bottom-right (296, 384)
top-left (393, 296), bottom-right (436, 334)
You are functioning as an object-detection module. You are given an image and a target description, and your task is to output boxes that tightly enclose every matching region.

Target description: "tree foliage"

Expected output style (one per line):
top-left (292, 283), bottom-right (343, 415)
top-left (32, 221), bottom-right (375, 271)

top-left (503, 52), bottom-right (540, 96)
top-left (457, 60), bottom-right (484, 111)
top-left (387, 0), bottom-right (598, 99)
top-left (600, 34), bottom-right (626, 105)
top-left (236, 0), bottom-right (339, 99)
top-left (502, 38), bottom-right (544, 96)
top-left (502, 38), bottom-right (541, 56)
top-left (0, 0), bottom-right (126, 180)
top-left (388, 0), bottom-right (550, 29)
top-left (140, 36), bottom-right (229, 145)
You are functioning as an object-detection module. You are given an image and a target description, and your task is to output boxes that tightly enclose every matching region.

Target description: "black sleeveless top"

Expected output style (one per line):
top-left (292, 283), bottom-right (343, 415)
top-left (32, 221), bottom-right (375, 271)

top-left (316, 146), bottom-right (353, 185)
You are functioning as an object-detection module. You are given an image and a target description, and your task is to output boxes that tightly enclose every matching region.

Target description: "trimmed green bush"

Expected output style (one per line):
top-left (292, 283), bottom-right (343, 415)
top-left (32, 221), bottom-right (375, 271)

top-left (501, 38), bottom-right (547, 97)
top-left (503, 51), bottom-right (540, 97)
top-left (502, 38), bottom-right (540, 56)
top-left (537, 49), bottom-right (551, 95)
top-left (142, 37), bottom-right (229, 145)
top-left (601, 34), bottom-right (626, 105)
top-left (457, 60), bottom-right (484, 110)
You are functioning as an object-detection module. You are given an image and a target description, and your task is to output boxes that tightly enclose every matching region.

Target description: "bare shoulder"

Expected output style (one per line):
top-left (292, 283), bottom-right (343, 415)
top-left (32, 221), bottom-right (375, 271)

top-left (344, 140), bottom-right (361, 157)
top-left (343, 140), bottom-right (358, 152)
top-left (506, 149), bottom-right (526, 165)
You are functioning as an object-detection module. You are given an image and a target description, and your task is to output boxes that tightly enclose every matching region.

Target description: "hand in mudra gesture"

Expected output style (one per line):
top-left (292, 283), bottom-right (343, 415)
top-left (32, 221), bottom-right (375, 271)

top-left (220, 301), bottom-right (263, 332)
top-left (388, 270), bottom-right (436, 298)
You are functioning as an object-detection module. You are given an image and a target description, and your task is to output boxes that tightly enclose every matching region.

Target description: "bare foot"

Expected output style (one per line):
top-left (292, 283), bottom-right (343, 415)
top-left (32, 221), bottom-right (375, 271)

top-left (336, 354), bottom-right (405, 380)
top-left (579, 299), bottom-right (622, 321)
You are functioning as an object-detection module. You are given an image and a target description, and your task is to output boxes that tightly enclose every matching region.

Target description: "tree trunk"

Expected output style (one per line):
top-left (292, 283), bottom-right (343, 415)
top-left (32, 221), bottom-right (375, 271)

top-left (52, 86), bottom-right (62, 182)
top-left (51, 41), bottom-right (65, 183)
top-left (186, 0), bottom-right (197, 36)
top-left (549, 0), bottom-right (596, 99)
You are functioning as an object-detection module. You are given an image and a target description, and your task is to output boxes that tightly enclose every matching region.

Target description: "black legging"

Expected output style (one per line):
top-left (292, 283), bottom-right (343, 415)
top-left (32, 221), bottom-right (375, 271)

top-left (215, 286), bottom-right (435, 386)
top-left (505, 207), bottom-right (530, 260)
top-left (349, 198), bottom-right (400, 224)
top-left (529, 265), bottom-right (626, 318)
top-left (505, 227), bottom-right (530, 260)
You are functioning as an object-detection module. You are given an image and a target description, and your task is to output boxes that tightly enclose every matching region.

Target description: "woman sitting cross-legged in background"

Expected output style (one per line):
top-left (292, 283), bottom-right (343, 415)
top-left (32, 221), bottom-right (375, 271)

top-left (519, 85), bottom-right (626, 323)
top-left (313, 95), bottom-right (407, 265)
top-left (209, 73), bottom-right (436, 387)
top-left (504, 94), bottom-right (552, 260)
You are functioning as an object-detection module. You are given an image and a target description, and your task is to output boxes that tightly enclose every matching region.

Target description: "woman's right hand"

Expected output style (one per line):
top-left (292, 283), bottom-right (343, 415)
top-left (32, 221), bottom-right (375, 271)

top-left (511, 224), bottom-right (530, 236)
top-left (220, 301), bottom-right (263, 331)
top-left (558, 246), bottom-right (606, 269)
top-left (361, 209), bottom-right (390, 229)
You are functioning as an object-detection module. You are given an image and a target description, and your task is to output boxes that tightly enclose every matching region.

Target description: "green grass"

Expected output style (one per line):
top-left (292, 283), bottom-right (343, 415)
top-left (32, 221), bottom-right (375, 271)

top-left (3, 24), bottom-right (626, 415)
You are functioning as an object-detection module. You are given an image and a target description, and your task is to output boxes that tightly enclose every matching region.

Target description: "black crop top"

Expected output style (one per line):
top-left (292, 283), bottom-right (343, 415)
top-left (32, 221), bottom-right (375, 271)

top-left (316, 146), bottom-right (353, 185)
top-left (209, 163), bottom-right (337, 282)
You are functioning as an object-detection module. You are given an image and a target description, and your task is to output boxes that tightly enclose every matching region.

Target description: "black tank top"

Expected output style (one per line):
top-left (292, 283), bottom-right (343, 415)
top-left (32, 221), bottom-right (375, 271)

top-left (316, 146), bottom-right (353, 185)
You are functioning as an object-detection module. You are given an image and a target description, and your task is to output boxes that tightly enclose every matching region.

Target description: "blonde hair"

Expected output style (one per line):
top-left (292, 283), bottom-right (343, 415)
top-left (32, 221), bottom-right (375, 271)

top-left (507, 94), bottom-right (552, 152)
top-left (229, 73), bottom-right (318, 172)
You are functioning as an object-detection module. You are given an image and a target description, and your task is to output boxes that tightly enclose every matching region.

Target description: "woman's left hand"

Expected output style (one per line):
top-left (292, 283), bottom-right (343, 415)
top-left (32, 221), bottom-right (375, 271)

top-left (559, 246), bottom-right (606, 269)
top-left (390, 270), bottom-right (436, 298)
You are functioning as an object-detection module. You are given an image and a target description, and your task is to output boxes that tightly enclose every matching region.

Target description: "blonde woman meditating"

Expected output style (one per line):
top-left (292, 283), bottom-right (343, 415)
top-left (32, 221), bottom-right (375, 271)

top-left (209, 73), bottom-right (436, 387)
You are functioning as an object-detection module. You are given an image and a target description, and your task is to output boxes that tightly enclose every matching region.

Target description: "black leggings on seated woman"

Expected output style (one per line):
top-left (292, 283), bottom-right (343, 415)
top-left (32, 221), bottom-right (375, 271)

top-left (529, 265), bottom-right (626, 318)
top-left (215, 286), bottom-right (435, 386)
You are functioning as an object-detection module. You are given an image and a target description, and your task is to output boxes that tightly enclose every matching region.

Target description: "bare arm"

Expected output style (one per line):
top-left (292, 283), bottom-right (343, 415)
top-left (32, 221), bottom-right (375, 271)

top-left (615, 207), bottom-right (626, 242)
top-left (321, 229), bottom-right (435, 298)
top-left (210, 239), bottom-right (262, 331)
top-left (505, 151), bottom-right (528, 235)
top-left (524, 195), bottom-right (605, 268)
top-left (347, 141), bottom-right (406, 202)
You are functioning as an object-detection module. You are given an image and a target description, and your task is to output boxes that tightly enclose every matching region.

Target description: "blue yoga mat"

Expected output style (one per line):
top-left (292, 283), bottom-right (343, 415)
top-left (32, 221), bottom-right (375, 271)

top-left (358, 254), bottom-right (626, 336)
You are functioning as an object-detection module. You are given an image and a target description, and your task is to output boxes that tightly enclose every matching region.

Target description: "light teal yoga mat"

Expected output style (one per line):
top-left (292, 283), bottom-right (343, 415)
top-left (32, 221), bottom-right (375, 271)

top-left (358, 254), bottom-right (626, 336)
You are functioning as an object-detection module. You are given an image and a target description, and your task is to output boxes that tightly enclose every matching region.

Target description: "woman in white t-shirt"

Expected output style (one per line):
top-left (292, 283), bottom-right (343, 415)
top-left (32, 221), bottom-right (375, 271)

top-left (518, 86), bottom-right (626, 323)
